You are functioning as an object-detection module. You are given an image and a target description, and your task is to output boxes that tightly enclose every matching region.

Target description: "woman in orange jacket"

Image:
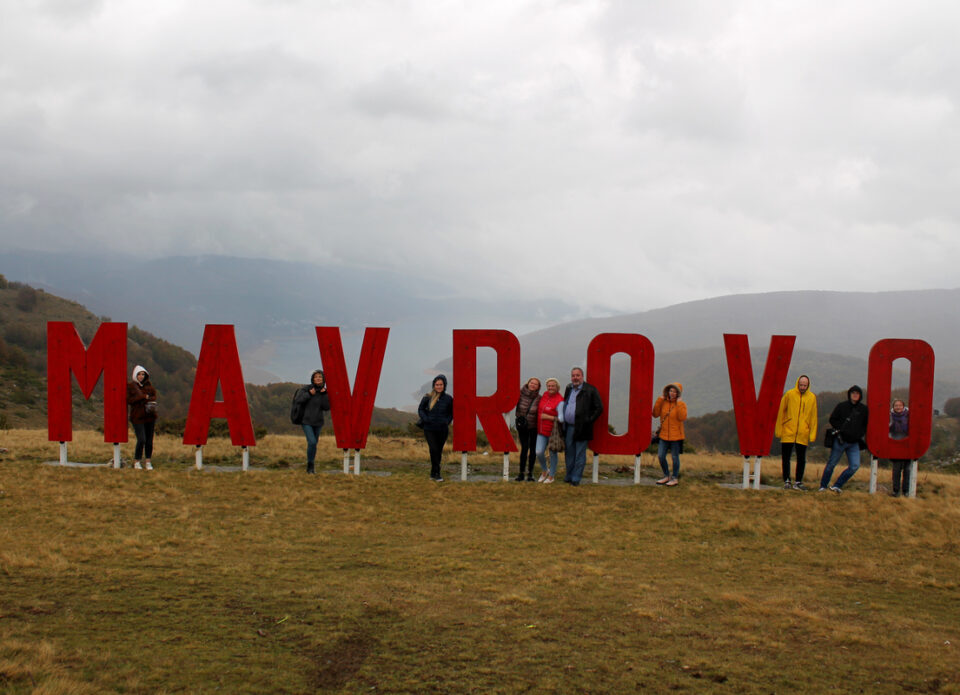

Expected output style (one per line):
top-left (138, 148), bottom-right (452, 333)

top-left (653, 382), bottom-right (687, 486)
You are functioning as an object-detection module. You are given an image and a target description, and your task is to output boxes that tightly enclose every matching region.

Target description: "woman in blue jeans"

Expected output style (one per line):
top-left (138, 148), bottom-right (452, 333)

top-left (653, 383), bottom-right (687, 486)
top-left (293, 370), bottom-right (330, 474)
top-left (820, 385), bottom-right (869, 493)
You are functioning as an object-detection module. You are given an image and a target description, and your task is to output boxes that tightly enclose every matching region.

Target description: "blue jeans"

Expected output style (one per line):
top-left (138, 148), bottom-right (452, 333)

top-left (658, 439), bottom-right (681, 478)
top-left (535, 434), bottom-right (559, 477)
top-left (564, 426), bottom-right (588, 484)
top-left (302, 424), bottom-right (321, 464)
top-left (820, 439), bottom-right (861, 489)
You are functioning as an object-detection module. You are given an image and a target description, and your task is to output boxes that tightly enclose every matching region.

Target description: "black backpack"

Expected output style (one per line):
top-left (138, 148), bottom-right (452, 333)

top-left (290, 388), bottom-right (306, 425)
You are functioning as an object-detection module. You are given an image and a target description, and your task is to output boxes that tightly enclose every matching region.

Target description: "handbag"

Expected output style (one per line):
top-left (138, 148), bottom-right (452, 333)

top-left (145, 401), bottom-right (158, 415)
top-left (548, 424), bottom-right (565, 453)
top-left (823, 429), bottom-right (837, 448)
top-left (650, 425), bottom-right (661, 445)
top-left (415, 418), bottom-right (425, 430)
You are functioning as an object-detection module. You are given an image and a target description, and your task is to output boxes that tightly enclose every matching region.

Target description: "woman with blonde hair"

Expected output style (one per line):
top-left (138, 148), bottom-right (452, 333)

top-left (535, 377), bottom-right (565, 483)
top-left (418, 374), bottom-right (454, 481)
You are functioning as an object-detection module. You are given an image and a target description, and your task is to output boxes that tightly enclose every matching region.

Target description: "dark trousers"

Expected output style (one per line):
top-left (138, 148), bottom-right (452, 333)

top-left (133, 421), bottom-right (155, 460)
top-left (424, 428), bottom-right (448, 478)
top-left (517, 425), bottom-right (537, 476)
top-left (891, 459), bottom-right (911, 494)
top-left (781, 442), bottom-right (807, 482)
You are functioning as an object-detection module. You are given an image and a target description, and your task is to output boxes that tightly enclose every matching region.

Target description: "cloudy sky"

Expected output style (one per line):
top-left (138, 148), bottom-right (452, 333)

top-left (2, 0), bottom-right (958, 314)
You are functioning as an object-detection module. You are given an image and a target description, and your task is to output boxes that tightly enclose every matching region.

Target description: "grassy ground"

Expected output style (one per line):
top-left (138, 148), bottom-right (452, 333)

top-left (1, 430), bottom-right (959, 694)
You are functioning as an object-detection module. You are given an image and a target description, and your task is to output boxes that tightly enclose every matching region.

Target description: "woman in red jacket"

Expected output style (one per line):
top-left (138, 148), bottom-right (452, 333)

top-left (535, 378), bottom-right (565, 483)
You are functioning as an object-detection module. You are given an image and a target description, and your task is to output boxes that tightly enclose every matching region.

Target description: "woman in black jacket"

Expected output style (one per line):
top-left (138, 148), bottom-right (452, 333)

top-left (293, 369), bottom-right (331, 474)
top-left (418, 374), bottom-right (454, 481)
top-left (514, 377), bottom-right (541, 481)
top-left (819, 385), bottom-right (869, 493)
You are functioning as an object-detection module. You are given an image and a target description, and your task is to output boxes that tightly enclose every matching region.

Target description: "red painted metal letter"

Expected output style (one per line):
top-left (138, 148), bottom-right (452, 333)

top-left (451, 329), bottom-right (520, 452)
top-left (183, 325), bottom-right (256, 447)
top-left (47, 321), bottom-right (128, 443)
top-left (315, 326), bottom-right (389, 449)
top-left (724, 334), bottom-right (796, 456)
top-left (586, 333), bottom-right (655, 455)
top-left (866, 339), bottom-right (935, 460)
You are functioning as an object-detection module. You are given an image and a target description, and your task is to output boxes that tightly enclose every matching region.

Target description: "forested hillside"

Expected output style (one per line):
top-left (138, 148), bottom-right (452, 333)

top-left (0, 276), bottom-right (414, 435)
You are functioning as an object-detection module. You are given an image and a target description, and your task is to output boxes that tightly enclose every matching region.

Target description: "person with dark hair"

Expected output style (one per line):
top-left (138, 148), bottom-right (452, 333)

top-left (419, 374), bottom-right (454, 481)
top-left (127, 365), bottom-right (158, 470)
top-left (514, 377), bottom-right (541, 481)
top-left (653, 383), bottom-right (687, 486)
top-left (775, 375), bottom-right (818, 490)
top-left (561, 367), bottom-right (603, 486)
top-left (889, 399), bottom-right (911, 497)
top-left (293, 369), bottom-right (330, 474)
top-left (820, 385), bottom-right (869, 493)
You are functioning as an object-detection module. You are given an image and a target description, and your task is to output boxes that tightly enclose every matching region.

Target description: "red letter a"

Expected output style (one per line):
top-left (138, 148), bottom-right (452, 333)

top-left (724, 334), bottom-right (796, 456)
top-left (183, 325), bottom-right (256, 446)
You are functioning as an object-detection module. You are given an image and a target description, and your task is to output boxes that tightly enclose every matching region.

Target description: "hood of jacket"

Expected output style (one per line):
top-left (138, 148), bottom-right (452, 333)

top-left (132, 364), bottom-right (149, 382)
top-left (433, 374), bottom-right (448, 392)
top-left (848, 385), bottom-right (864, 403)
top-left (309, 369), bottom-right (325, 387)
top-left (662, 382), bottom-right (683, 398)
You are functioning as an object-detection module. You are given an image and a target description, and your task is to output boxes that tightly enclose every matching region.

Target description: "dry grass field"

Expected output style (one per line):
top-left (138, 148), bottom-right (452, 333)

top-left (1, 429), bottom-right (959, 694)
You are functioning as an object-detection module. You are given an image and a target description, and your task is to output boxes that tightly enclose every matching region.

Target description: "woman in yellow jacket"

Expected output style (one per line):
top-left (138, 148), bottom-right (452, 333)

top-left (653, 383), bottom-right (687, 486)
top-left (774, 375), bottom-right (818, 490)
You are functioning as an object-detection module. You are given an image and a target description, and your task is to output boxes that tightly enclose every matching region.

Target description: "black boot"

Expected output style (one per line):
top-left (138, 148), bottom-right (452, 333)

top-left (307, 462), bottom-right (315, 474)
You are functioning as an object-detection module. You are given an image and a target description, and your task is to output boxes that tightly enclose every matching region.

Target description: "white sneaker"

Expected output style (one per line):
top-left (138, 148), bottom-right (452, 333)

top-left (537, 473), bottom-right (547, 483)
top-left (133, 461), bottom-right (143, 470)
top-left (145, 461), bottom-right (153, 471)
top-left (544, 476), bottom-right (554, 484)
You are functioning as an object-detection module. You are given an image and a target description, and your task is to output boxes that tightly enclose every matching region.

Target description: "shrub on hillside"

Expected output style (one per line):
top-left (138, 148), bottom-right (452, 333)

top-left (15, 286), bottom-right (38, 312)
top-left (944, 397), bottom-right (960, 418)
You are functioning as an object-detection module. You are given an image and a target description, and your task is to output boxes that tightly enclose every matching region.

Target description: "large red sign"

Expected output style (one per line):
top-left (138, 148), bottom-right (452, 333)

top-left (45, 322), bottom-right (937, 461)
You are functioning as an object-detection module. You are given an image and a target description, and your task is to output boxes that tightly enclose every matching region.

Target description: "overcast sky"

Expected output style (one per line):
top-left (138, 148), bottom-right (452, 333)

top-left (2, 0), bottom-right (958, 314)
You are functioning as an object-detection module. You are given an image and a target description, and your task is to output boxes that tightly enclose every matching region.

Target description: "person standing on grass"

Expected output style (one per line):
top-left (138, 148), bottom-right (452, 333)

top-left (535, 377), bottom-right (565, 483)
top-left (294, 369), bottom-right (331, 474)
top-left (653, 383), bottom-right (687, 487)
top-left (561, 367), bottom-right (603, 486)
top-left (820, 385), bottom-right (869, 494)
top-left (889, 399), bottom-right (911, 497)
top-left (419, 374), bottom-right (454, 482)
top-left (127, 365), bottom-right (157, 470)
top-left (775, 375), bottom-right (818, 490)
top-left (514, 377), bottom-right (541, 481)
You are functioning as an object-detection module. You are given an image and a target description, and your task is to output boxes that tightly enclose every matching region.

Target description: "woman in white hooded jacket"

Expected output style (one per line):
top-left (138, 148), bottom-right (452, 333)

top-left (126, 365), bottom-right (158, 469)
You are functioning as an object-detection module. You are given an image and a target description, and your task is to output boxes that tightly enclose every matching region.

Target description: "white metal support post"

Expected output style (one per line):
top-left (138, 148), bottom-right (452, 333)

top-left (752, 456), bottom-right (762, 490)
top-left (59, 442), bottom-right (67, 465)
top-left (195, 445), bottom-right (203, 470)
top-left (461, 452), bottom-right (468, 481)
top-left (742, 456), bottom-right (750, 489)
top-left (634, 454), bottom-right (641, 484)
top-left (909, 460), bottom-right (918, 498)
top-left (342, 449), bottom-right (350, 474)
top-left (353, 449), bottom-right (361, 475)
top-left (869, 456), bottom-right (878, 494)
top-left (112, 444), bottom-right (121, 469)
top-left (242, 446), bottom-right (249, 471)
top-left (592, 452), bottom-right (599, 483)
top-left (502, 453), bottom-right (510, 481)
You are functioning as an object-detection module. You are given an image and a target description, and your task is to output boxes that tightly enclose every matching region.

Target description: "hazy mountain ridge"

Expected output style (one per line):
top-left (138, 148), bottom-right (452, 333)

top-left (428, 289), bottom-right (960, 421)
